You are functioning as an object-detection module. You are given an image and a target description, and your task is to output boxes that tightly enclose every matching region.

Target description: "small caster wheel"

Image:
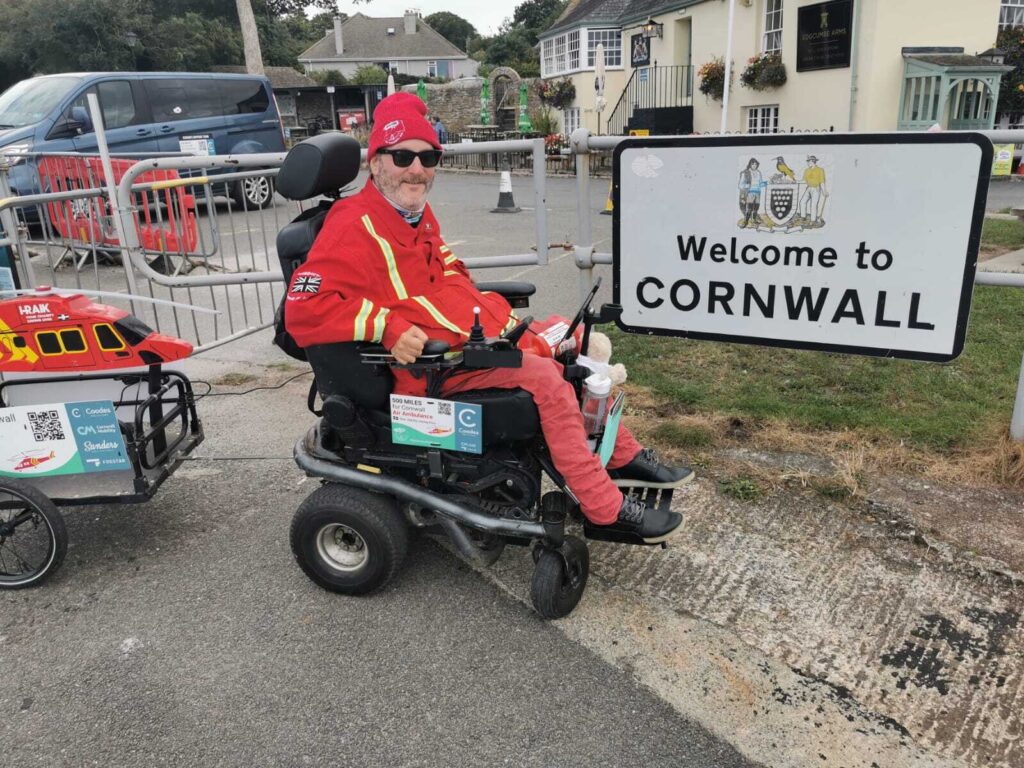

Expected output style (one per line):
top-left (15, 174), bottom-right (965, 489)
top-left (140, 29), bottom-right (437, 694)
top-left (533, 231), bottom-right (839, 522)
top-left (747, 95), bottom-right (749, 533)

top-left (530, 535), bottom-right (589, 619)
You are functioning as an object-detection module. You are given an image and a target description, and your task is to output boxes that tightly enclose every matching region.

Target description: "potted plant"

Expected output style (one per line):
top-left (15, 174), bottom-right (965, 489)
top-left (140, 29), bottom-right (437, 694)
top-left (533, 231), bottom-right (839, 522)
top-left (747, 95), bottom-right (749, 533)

top-left (740, 53), bottom-right (787, 91)
top-left (697, 57), bottom-right (730, 101)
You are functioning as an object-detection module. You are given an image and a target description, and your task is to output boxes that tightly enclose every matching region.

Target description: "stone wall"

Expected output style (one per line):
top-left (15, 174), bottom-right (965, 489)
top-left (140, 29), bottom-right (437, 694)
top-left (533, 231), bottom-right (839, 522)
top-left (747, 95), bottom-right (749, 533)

top-left (402, 76), bottom-right (546, 134)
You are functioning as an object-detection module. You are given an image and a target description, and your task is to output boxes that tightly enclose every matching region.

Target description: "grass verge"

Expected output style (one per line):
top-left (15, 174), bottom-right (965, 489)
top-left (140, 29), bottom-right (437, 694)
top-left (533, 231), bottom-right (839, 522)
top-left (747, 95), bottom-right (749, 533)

top-left (610, 285), bottom-right (1024, 489)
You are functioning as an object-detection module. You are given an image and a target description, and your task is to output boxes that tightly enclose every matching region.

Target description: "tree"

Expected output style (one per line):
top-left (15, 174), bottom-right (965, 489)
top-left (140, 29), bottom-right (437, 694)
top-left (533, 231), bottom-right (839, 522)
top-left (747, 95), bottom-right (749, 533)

top-left (424, 12), bottom-right (476, 52)
top-left (473, 0), bottom-right (566, 75)
top-left (311, 70), bottom-right (348, 86)
top-left (351, 64), bottom-right (387, 86)
top-left (510, 0), bottom-right (567, 46)
top-left (145, 12), bottom-right (242, 71)
top-left (997, 26), bottom-right (1024, 117)
top-left (235, 0), bottom-right (265, 73)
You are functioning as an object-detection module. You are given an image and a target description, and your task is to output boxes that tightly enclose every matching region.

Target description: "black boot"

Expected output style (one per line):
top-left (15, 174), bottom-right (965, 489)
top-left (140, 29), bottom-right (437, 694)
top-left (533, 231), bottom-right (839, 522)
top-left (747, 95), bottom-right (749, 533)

top-left (598, 493), bottom-right (682, 544)
top-left (608, 448), bottom-right (694, 488)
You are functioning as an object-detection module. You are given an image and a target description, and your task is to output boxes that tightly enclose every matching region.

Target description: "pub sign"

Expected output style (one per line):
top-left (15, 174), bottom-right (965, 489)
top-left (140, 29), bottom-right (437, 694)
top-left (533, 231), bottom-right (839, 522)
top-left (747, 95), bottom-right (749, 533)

top-left (797, 0), bottom-right (854, 72)
top-left (630, 34), bottom-right (651, 68)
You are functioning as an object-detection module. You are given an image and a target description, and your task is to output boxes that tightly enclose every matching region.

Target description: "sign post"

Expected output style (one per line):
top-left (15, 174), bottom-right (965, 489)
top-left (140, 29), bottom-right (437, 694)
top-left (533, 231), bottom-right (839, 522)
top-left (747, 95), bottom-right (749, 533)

top-left (613, 134), bottom-right (991, 362)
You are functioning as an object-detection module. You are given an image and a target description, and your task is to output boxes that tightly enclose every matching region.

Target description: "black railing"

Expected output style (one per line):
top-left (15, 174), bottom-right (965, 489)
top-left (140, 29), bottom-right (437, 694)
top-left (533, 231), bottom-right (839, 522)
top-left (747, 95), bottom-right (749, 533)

top-left (606, 65), bottom-right (693, 136)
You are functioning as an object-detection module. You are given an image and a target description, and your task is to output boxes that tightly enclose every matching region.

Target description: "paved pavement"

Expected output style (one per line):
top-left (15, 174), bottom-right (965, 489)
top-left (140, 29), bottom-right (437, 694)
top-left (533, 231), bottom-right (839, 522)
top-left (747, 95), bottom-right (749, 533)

top-left (0, 341), bottom-right (758, 768)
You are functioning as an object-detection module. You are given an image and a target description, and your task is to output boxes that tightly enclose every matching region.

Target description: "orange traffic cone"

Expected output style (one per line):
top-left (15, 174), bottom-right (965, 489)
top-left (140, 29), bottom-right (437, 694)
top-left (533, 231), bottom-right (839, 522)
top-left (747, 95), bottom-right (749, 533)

top-left (600, 181), bottom-right (613, 215)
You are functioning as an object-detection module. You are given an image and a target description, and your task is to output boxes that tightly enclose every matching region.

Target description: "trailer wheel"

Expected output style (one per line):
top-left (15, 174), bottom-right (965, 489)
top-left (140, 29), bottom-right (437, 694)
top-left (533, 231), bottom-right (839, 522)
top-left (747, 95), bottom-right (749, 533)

top-left (290, 484), bottom-right (408, 595)
top-left (530, 536), bottom-right (589, 619)
top-left (0, 479), bottom-right (67, 589)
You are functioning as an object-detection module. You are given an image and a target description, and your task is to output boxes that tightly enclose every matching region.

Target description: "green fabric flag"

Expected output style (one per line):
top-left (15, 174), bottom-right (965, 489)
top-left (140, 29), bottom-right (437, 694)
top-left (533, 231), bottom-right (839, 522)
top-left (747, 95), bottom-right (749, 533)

top-left (518, 82), bottom-right (533, 132)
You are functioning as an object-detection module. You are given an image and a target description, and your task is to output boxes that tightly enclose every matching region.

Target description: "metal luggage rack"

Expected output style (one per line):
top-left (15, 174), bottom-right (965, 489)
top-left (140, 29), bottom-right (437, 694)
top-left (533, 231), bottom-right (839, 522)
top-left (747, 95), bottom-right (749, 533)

top-left (0, 366), bottom-right (203, 507)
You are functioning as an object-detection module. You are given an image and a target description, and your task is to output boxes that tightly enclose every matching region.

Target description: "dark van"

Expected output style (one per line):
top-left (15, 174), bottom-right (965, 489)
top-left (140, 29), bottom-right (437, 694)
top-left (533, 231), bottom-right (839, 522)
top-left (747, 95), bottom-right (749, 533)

top-left (0, 72), bottom-right (286, 208)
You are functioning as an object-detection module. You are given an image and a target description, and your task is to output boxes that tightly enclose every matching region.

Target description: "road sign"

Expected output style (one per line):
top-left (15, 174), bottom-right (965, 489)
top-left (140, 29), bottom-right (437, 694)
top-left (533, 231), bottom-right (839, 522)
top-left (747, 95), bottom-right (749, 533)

top-left (613, 133), bottom-right (991, 362)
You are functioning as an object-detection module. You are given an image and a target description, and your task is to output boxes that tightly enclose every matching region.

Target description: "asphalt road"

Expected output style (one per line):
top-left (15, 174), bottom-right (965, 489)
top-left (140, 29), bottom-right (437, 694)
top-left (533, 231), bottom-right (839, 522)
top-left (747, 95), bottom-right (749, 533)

top-left (0, 164), bottom-right (757, 767)
top-left (984, 177), bottom-right (1024, 212)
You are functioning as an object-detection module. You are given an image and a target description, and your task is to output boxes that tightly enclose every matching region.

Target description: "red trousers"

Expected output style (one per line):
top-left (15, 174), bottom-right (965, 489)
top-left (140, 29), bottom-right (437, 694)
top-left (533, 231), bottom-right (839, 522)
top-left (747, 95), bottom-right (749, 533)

top-left (404, 355), bottom-right (643, 525)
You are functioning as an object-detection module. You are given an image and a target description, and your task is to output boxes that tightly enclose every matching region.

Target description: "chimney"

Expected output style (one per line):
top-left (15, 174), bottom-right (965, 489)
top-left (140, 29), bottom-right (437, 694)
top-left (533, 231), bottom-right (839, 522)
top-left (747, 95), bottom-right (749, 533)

top-left (404, 10), bottom-right (417, 35)
top-left (334, 15), bottom-right (344, 55)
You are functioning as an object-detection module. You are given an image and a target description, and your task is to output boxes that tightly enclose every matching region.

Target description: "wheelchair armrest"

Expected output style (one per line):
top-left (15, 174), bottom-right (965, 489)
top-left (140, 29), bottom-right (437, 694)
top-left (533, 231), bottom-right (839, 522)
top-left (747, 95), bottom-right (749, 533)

top-left (359, 339), bottom-right (456, 368)
top-left (475, 281), bottom-right (536, 309)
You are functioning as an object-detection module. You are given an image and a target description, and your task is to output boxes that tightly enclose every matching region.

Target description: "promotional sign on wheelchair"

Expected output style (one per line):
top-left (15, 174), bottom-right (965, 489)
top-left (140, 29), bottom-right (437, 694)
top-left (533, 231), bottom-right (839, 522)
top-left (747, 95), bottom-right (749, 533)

top-left (612, 133), bottom-right (991, 361)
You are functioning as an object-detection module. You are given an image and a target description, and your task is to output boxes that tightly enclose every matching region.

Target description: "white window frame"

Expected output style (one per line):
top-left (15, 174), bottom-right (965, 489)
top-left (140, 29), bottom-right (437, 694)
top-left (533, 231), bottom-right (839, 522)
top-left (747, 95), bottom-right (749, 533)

top-left (1001, 0), bottom-right (1024, 29)
top-left (587, 28), bottom-right (622, 67)
top-left (388, 61), bottom-right (401, 74)
top-left (762, 0), bottom-right (783, 55)
top-left (746, 104), bottom-right (780, 134)
top-left (567, 30), bottom-right (580, 71)
top-left (562, 106), bottom-right (581, 136)
top-left (541, 27), bottom-right (624, 77)
top-left (426, 60), bottom-right (438, 77)
top-left (542, 39), bottom-right (555, 76)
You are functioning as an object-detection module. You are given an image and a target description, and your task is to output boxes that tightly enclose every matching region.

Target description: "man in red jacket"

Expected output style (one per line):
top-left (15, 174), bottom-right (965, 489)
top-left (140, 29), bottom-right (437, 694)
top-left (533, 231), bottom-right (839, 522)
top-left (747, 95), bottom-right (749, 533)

top-left (286, 92), bottom-right (692, 543)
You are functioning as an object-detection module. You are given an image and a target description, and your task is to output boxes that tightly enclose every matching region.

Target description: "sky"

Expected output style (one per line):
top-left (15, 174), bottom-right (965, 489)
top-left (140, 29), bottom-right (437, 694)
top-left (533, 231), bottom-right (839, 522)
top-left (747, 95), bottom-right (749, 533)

top-left (332, 2), bottom-right (520, 37)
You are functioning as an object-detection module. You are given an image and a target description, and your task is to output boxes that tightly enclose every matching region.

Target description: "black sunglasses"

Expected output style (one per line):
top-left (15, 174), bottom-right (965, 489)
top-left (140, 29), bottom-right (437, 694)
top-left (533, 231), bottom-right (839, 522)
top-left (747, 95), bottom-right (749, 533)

top-left (377, 148), bottom-right (443, 168)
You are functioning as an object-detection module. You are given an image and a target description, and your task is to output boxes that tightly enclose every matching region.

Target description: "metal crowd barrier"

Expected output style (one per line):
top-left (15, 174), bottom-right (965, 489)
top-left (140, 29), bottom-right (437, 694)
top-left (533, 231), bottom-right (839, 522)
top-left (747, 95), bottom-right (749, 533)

top-left (4, 114), bottom-right (1024, 441)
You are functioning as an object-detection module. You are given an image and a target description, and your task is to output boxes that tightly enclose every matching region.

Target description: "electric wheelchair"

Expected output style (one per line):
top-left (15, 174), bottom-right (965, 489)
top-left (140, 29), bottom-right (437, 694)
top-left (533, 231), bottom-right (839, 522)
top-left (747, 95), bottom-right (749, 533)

top-left (275, 133), bottom-right (678, 619)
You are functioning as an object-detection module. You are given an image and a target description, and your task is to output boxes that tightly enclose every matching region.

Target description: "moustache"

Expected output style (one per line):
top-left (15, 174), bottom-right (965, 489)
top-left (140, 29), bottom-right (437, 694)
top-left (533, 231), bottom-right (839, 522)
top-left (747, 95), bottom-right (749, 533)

top-left (402, 176), bottom-right (431, 184)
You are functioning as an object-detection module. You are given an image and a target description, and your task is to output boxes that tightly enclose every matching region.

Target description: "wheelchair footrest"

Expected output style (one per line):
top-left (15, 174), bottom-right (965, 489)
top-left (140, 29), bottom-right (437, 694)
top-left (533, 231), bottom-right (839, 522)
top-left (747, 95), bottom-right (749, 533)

top-left (624, 486), bottom-right (675, 513)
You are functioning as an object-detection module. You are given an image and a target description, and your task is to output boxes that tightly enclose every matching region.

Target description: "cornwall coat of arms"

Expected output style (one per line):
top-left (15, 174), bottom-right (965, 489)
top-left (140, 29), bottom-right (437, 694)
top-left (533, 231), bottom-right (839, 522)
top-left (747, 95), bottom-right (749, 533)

top-left (736, 154), bottom-right (830, 232)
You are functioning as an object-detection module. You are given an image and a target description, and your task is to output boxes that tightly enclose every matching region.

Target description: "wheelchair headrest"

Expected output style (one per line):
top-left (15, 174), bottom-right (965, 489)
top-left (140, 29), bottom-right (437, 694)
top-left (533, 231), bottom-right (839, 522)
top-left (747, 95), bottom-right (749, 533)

top-left (276, 133), bottom-right (362, 201)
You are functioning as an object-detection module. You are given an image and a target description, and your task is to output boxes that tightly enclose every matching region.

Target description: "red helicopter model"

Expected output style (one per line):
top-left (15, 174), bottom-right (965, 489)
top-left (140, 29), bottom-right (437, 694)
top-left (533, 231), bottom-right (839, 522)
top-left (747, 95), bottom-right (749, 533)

top-left (0, 287), bottom-right (197, 373)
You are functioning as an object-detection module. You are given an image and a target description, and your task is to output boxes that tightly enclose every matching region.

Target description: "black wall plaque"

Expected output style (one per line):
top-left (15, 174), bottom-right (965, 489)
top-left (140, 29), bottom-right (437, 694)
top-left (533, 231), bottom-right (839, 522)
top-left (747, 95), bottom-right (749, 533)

top-left (797, 0), bottom-right (854, 72)
top-left (630, 34), bottom-right (651, 68)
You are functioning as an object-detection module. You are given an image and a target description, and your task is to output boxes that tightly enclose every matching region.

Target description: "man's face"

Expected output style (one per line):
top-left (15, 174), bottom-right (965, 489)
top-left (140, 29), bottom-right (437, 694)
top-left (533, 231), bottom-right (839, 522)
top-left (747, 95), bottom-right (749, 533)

top-left (370, 138), bottom-right (436, 210)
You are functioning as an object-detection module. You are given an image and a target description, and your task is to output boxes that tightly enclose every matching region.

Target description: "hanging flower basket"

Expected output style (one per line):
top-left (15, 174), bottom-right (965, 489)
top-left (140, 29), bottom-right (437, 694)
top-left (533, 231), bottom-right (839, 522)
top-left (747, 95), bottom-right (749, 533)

top-left (697, 57), bottom-right (729, 101)
top-left (536, 78), bottom-right (576, 111)
top-left (740, 53), bottom-right (787, 91)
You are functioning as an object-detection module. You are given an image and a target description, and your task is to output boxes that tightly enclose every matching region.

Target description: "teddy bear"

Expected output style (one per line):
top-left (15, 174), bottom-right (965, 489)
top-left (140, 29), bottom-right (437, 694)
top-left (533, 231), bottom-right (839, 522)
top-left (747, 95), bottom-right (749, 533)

top-left (578, 331), bottom-right (627, 386)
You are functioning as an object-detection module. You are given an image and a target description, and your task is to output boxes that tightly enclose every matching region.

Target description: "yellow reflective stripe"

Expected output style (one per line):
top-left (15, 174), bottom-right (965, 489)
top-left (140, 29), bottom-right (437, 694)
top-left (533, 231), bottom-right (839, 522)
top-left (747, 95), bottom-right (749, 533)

top-left (412, 296), bottom-right (469, 337)
top-left (371, 307), bottom-right (389, 342)
top-left (353, 298), bottom-right (374, 341)
top-left (503, 316), bottom-right (518, 333)
top-left (443, 270), bottom-right (461, 277)
top-left (362, 215), bottom-right (408, 299)
top-left (443, 254), bottom-right (458, 265)
top-left (439, 245), bottom-right (451, 254)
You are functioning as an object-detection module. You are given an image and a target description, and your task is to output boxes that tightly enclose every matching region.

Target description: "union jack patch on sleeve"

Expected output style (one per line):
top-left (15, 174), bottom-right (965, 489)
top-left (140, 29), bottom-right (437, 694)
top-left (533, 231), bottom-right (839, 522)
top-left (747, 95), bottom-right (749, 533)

top-left (291, 273), bottom-right (322, 294)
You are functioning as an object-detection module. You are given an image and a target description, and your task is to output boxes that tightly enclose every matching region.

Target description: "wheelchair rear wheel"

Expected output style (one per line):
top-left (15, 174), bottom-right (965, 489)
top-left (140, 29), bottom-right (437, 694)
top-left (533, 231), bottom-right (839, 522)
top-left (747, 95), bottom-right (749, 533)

top-left (290, 484), bottom-right (409, 595)
top-left (530, 536), bottom-right (589, 619)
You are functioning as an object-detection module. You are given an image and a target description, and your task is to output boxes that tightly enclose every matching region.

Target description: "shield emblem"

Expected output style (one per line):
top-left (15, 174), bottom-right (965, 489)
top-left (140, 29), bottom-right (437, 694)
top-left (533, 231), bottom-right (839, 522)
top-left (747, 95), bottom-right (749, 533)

top-left (766, 182), bottom-right (797, 227)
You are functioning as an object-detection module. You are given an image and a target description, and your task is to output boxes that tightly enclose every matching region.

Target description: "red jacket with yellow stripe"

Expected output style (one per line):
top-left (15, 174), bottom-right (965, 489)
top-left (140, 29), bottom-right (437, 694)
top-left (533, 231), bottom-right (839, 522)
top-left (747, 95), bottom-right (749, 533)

top-left (284, 180), bottom-right (516, 393)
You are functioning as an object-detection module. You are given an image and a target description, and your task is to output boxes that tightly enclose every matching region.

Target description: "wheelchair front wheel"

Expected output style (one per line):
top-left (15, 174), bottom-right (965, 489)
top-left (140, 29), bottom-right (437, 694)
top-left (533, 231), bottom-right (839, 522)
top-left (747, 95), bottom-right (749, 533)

top-left (290, 484), bottom-right (409, 595)
top-left (0, 479), bottom-right (67, 590)
top-left (530, 536), bottom-right (589, 619)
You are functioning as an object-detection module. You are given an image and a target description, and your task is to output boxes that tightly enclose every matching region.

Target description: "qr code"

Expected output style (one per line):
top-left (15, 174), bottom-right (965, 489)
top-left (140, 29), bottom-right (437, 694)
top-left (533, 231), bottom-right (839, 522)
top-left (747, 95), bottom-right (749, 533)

top-left (437, 401), bottom-right (452, 416)
top-left (27, 410), bottom-right (64, 442)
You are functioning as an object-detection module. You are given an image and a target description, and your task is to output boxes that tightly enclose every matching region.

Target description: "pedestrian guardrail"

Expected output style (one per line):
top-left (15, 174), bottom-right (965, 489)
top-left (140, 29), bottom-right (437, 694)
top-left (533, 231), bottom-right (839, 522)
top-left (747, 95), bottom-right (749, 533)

top-left (4, 109), bottom-right (1024, 441)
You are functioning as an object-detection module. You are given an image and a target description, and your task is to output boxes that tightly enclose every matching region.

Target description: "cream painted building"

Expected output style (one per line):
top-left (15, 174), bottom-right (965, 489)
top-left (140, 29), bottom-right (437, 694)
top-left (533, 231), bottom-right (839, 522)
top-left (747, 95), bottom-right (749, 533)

top-left (540, 0), bottom-right (1011, 136)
